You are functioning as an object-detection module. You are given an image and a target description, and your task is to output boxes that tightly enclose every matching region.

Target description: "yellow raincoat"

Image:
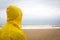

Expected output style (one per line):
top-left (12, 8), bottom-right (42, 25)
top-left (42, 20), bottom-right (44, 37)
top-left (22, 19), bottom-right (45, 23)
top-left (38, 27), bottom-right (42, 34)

top-left (0, 6), bottom-right (26, 40)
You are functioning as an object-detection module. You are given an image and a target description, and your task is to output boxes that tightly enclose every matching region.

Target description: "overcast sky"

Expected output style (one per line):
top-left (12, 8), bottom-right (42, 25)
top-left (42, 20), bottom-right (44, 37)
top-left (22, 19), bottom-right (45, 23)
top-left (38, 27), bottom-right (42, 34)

top-left (0, 0), bottom-right (60, 26)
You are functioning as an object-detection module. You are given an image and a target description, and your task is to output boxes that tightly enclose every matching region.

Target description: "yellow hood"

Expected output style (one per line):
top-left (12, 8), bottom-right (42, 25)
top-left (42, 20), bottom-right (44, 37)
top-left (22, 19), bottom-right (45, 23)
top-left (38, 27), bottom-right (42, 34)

top-left (6, 6), bottom-right (22, 28)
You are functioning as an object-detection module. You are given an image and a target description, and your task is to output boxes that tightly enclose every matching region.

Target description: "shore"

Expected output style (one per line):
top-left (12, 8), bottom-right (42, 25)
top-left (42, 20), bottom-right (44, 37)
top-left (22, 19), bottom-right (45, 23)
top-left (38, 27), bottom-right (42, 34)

top-left (23, 29), bottom-right (60, 40)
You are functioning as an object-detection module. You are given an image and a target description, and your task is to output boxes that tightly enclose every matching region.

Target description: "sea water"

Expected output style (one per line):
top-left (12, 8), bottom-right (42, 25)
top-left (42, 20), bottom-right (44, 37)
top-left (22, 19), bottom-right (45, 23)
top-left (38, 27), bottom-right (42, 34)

top-left (22, 25), bottom-right (60, 29)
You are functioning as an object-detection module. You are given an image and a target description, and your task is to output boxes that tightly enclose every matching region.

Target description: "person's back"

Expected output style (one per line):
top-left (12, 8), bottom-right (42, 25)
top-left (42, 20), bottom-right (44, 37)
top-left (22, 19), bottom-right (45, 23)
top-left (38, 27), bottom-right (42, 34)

top-left (0, 6), bottom-right (26, 40)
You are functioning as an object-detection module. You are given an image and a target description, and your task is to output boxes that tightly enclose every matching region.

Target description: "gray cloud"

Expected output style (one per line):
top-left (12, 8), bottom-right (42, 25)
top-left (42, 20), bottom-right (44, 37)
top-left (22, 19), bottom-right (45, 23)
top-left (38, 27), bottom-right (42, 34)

top-left (0, 0), bottom-right (60, 25)
top-left (34, 0), bottom-right (60, 8)
top-left (0, 0), bottom-right (60, 10)
top-left (0, 0), bottom-right (21, 10)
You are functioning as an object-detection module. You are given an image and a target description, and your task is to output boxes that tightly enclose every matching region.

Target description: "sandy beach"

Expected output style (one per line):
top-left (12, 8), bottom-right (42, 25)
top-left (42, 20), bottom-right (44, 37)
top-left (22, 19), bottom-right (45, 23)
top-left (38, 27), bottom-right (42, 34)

top-left (23, 29), bottom-right (60, 40)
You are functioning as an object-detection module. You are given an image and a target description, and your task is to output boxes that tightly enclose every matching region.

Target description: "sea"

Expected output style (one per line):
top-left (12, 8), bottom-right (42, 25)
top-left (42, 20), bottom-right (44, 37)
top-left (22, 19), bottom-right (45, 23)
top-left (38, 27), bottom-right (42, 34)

top-left (22, 25), bottom-right (60, 29)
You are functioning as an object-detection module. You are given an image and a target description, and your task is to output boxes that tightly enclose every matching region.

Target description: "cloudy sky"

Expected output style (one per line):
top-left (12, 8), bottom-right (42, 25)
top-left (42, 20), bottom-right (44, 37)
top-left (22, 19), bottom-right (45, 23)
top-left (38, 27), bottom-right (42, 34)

top-left (0, 0), bottom-right (60, 26)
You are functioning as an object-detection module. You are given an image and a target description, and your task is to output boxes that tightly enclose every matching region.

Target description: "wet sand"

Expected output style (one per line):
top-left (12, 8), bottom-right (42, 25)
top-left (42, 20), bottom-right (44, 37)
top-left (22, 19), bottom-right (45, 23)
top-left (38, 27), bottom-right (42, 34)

top-left (23, 29), bottom-right (60, 40)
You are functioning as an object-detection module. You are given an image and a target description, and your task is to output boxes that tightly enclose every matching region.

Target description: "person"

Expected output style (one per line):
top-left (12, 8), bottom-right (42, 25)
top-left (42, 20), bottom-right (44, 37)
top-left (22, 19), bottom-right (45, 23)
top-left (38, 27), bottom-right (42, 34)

top-left (0, 5), bottom-right (26, 40)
